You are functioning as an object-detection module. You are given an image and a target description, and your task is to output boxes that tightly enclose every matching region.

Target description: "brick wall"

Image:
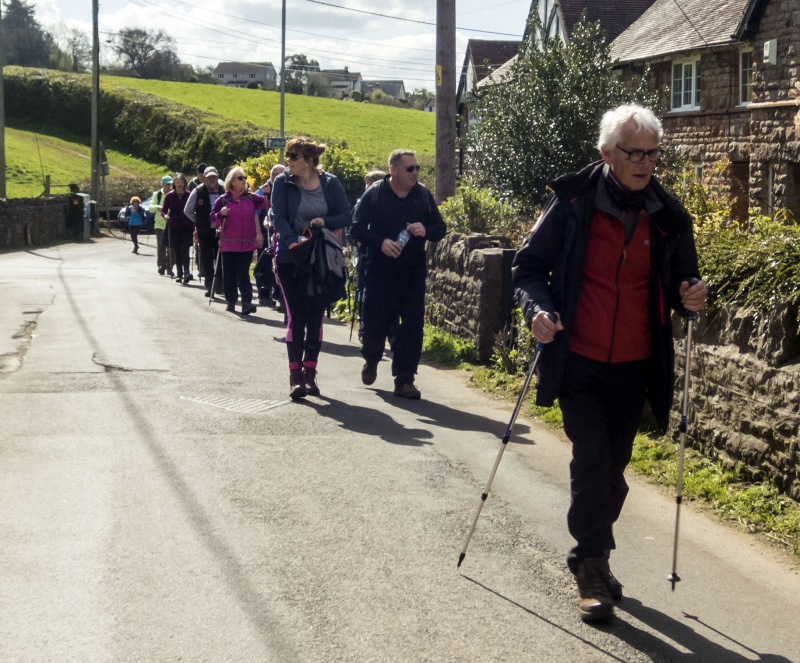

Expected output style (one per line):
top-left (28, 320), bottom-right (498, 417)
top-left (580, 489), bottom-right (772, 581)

top-left (0, 195), bottom-right (75, 250)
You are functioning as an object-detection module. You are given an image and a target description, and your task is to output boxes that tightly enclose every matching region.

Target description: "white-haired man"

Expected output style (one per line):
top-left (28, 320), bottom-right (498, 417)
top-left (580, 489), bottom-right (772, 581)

top-left (512, 104), bottom-right (707, 622)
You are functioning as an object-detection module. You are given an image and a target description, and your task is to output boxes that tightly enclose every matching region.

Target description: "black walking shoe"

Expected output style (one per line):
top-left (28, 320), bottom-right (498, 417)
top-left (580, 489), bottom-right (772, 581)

top-left (574, 558), bottom-right (615, 622)
top-left (361, 362), bottom-right (378, 385)
top-left (259, 296), bottom-right (275, 307)
top-left (393, 382), bottom-right (421, 399)
top-left (303, 366), bottom-right (320, 396)
top-left (241, 303), bottom-right (257, 315)
top-left (289, 369), bottom-right (307, 400)
top-left (225, 301), bottom-right (236, 313)
top-left (204, 291), bottom-right (211, 298)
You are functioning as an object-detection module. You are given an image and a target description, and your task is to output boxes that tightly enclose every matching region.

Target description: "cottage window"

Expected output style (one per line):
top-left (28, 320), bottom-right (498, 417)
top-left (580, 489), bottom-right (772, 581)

top-left (249, 73), bottom-right (256, 79)
top-left (671, 58), bottom-right (700, 111)
top-left (232, 73), bottom-right (238, 79)
top-left (217, 74), bottom-right (224, 79)
top-left (740, 49), bottom-right (753, 105)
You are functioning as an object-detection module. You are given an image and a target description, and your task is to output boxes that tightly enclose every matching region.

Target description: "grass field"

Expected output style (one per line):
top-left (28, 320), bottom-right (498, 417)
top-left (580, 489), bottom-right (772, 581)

top-left (5, 125), bottom-right (165, 198)
top-left (102, 76), bottom-right (436, 166)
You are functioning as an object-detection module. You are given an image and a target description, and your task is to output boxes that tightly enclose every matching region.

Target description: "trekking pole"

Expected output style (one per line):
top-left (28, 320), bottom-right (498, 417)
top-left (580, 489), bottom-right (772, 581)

top-left (458, 312), bottom-right (556, 569)
top-left (208, 217), bottom-right (226, 306)
top-left (668, 278), bottom-right (699, 591)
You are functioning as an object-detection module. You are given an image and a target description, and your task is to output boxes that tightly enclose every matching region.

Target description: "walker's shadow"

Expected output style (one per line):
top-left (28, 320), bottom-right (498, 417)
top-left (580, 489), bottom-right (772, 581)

top-left (616, 597), bottom-right (794, 662)
top-left (463, 577), bottom-right (791, 662)
top-left (318, 338), bottom-right (364, 359)
top-left (303, 395), bottom-right (433, 446)
top-left (375, 391), bottom-right (534, 444)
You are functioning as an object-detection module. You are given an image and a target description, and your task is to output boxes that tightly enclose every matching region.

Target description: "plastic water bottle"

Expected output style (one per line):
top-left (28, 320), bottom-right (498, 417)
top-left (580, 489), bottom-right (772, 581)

top-left (396, 229), bottom-right (410, 249)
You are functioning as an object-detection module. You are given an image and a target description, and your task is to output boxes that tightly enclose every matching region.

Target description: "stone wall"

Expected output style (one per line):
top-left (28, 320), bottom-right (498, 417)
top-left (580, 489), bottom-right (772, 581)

top-left (675, 302), bottom-right (800, 501)
top-left (425, 233), bottom-right (515, 362)
top-left (0, 195), bottom-right (74, 250)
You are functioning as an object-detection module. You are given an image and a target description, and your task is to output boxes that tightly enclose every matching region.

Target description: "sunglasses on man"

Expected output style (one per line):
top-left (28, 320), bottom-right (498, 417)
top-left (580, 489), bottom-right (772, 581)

top-left (404, 165), bottom-right (421, 173)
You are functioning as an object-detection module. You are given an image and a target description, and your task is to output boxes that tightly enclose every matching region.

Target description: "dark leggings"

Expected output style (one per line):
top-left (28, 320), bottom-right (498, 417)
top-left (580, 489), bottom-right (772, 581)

top-left (169, 226), bottom-right (193, 278)
top-left (277, 262), bottom-right (327, 367)
top-left (221, 251), bottom-right (254, 305)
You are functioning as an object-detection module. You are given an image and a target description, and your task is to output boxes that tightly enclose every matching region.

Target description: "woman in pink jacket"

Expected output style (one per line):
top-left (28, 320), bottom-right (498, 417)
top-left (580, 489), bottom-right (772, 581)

top-left (210, 167), bottom-right (266, 314)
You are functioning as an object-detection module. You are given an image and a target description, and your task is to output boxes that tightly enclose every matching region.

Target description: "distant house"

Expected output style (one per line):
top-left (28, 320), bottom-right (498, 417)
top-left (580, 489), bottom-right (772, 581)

top-left (320, 67), bottom-right (363, 98)
top-left (423, 96), bottom-right (436, 113)
top-left (611, 0), bottom-right (800, 222)
top-left (213, 62), bottom-right (277, 88)
top-left (363, 80), bottom-right (407, 102)
top-left (456, 39), bottom-right (519, 128)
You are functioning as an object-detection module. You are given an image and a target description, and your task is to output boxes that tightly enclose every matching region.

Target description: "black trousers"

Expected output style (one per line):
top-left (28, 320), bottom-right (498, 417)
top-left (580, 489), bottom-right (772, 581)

top-left (277, 262), bottom-right (327, 366)
top-left (197, 230), bottom-right (223, 293)
top-left (221, 251), bottom-right (253, 305)
top-left (558, 352), bottom-right (648, 573)
top-left (169, 226), bottom-right (193, 278)
top-left (129, 225), bottom-right (140, 249)
top-left (360, 272), bottom-right (425, 385)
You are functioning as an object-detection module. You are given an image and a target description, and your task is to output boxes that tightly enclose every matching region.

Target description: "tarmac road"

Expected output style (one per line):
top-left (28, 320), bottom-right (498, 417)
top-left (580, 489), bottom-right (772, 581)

top-left (1, 235), bottom-right (799, 662)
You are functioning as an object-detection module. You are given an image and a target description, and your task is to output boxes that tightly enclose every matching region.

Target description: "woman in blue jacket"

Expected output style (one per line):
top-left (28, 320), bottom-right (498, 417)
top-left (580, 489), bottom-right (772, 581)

top-left (125, 196), bottom-right (146, 254)
top-left (272, 138), bottom-right (351, 400)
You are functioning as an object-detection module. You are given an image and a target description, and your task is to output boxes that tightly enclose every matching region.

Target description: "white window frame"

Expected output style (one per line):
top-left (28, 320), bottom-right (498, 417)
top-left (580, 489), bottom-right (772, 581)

top-left (671, 57), bottom-right (701, 111)
top-left (217, 73), bottom-right (225, 79)
top-left (249, 73), bottom-right (256, 79)
top-left (739, 47), bottom-right (754, 105)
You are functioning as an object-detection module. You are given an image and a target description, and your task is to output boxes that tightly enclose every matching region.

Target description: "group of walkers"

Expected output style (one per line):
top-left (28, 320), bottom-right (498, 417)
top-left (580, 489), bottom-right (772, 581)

top-left (130, 139), bottom-right (446, 404)
top-left (122, 104), bottom-right (711, 625)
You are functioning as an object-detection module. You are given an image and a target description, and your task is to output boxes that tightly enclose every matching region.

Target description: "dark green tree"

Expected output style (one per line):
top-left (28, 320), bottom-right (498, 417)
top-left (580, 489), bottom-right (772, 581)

top-left (282, 53), bottom-right (319, 94)
top-left (466, 13), bottom-right (657, 212)
top-left (111, 27), bottom-right (179, 79)
top-left (1, 0), bottom-right (64, 68)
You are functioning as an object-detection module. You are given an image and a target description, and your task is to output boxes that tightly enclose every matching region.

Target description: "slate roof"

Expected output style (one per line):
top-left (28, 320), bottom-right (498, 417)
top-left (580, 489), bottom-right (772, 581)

top-left (363, 80), bottom-right (406, 98)
top-left (558, 0), bottom-right (657, 43)
top-left (213, 62), bottom-right (275, 75)
top-left (610, 0), bottom-right (756, 63)
top-left (321, 68), bottom-right (362, 82)
top-left (466, 40), bottom-right (520, 83)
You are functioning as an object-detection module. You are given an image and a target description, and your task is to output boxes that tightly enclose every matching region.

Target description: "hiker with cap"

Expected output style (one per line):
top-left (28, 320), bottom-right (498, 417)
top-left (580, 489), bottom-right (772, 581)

top-left (185, 166), bottom-right (226, 297)
top-left (150, 175), bottom-right (174, 276)
top-left (188, 163), bottom-right (207, 191)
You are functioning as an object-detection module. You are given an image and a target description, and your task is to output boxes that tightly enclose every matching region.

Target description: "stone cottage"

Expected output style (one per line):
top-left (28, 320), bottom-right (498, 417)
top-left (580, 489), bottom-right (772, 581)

top-left (611, 0), bottom-right (800, 222)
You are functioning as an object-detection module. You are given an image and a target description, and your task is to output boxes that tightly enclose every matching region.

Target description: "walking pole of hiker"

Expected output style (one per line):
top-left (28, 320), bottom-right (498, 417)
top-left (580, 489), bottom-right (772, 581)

top-left (458, 313), bottom-right (557, 569)
top-left (668, 277), bottom-right (699, 591)
top-left (208, 217), bottom-right (226, 306)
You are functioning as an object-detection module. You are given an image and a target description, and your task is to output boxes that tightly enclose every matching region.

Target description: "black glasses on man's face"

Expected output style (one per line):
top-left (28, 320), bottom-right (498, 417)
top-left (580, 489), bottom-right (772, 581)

top-left (235, 176), bottom-right (247, 181)
top-left (615, 146), bottom-right (664, 164)
top-left (286, 153), bottom-right (300, 161)
top-left (405, 165), bottom-right (421, 173)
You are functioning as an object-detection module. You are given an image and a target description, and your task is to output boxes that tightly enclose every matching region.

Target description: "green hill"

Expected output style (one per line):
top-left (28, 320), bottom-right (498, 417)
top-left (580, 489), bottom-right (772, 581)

top-left (105, 76), bottom-right (436, 165)
top-left (4, 126), bottom-right (165, 198)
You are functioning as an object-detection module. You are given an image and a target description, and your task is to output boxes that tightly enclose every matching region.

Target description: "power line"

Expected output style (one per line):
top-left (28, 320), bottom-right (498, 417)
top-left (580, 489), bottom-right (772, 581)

top-left (302, 0), bottom-right (520, 37)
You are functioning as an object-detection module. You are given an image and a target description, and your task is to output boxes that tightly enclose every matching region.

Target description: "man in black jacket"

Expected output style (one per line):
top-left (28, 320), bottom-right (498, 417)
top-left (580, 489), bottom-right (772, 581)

top-left (512, 104), bottom-right (707, 622)
top-left (351, 149), bottom-right (447, 399)
top-left (185, 166), bottom-right (225, 297)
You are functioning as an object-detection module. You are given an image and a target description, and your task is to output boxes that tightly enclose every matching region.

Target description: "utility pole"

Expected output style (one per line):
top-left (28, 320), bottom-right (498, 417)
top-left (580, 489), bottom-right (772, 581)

top-left (90, 0), bottom-right (100, 203)
top-left (435, 0), bottom-right (456, 204)
top-left (279, 0), bottom-right (286, 164)
top-left (0, 0), bottom-right (6, 199)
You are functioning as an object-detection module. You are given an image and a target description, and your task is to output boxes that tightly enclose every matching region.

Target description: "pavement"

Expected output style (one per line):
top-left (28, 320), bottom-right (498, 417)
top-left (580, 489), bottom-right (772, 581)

top-left (1, 234), bottom-right (799, 662)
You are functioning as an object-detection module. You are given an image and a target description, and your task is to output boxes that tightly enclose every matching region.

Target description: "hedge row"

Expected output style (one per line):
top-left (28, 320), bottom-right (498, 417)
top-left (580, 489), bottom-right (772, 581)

top-left (3, 67), bottom-right (322, 174)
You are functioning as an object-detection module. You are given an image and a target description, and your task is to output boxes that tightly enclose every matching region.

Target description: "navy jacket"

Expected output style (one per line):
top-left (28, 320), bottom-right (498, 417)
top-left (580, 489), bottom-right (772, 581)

top-left (272, 171), bottom-right (352, 265)
top-left (511, 161), bottom-right (701, 431)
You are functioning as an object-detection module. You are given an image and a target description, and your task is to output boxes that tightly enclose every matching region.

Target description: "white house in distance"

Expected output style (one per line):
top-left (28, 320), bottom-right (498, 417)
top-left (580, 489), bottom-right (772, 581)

top-left (320, 67), bottom-right (363, 98)
top-left (363, 80), bottom-right (407, 102)
top-left (213, 62), bottom-right (278, 88)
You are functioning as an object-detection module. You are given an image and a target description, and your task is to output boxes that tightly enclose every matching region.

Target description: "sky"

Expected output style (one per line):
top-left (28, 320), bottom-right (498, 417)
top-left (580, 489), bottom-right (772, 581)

top-left (34, 0), bottom-right (532, 92)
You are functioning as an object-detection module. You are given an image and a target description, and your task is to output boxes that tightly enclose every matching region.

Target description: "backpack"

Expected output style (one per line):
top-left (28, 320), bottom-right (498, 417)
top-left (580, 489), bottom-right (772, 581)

top-left (289, 227), bottom-right (346, 304)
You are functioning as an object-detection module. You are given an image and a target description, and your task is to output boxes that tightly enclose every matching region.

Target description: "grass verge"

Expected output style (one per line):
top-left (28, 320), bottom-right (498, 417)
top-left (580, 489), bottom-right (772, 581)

top-left (422, 325), bottom-right (800, 559)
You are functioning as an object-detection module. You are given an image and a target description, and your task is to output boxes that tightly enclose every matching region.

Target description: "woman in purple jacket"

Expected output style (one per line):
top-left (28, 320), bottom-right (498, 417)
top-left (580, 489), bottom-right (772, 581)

top-left (210, 167), bottom-right (266, 314)
top-left (161, 173), bottom-right (193, 284)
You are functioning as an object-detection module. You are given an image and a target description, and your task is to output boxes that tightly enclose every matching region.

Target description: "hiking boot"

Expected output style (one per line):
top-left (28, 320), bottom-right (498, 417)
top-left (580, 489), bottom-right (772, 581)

top-left (574, 558), bottom-right (615, 622)
top-left (603, 551), bottom-right (623, 601)
top-left (225, 301), bottom-right (236, 313)
top-left (259, 296), bottom-right (275, 307)
top-left (241, 302), bottom-right (257, 315)
top-left (303, 366), bottom-right (320, 396)
top-left (361, 362), bottom-right (378, 385)
top-left (158, 268), bottom-right (165, 275)
top-left (394, 382), bottom-right (421, 400)
top-left (289, 369), bottom-right (307, 400)
top-left (184, 274), bottom-right (194, 283)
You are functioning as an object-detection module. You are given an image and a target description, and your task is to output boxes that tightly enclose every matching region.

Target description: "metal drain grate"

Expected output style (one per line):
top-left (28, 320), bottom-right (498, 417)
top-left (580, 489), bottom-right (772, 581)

top-left (181, 395), bottom-right (291, 413)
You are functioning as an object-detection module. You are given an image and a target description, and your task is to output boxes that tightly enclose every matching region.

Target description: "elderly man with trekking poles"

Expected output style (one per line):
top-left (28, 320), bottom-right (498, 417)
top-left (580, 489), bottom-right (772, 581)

top-left (500, 104), bottom-right (708, 622)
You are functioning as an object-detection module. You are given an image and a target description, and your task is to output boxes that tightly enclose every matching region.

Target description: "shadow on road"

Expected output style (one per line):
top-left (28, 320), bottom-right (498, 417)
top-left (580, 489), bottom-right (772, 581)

top-left (302, 395), bottom-right (433, 446)
top-left (375, 390), bottom-right (535, 444)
